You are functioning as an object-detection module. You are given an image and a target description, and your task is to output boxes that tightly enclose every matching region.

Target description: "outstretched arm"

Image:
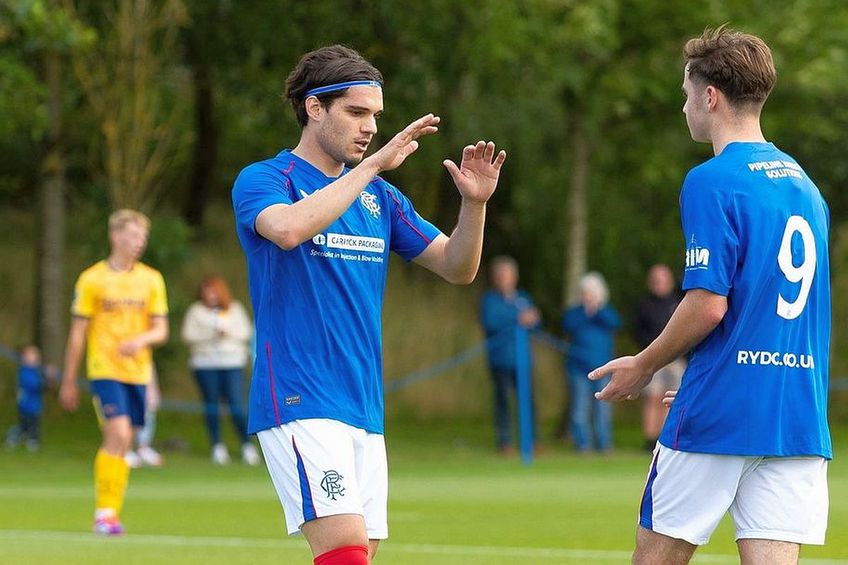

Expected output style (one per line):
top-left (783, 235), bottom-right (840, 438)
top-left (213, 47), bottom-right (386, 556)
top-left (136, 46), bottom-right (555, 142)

top-left (256, 114), bottom-right (440, 250)
top-left (588, 289), bottom-right (726, 401)
top-left (415, 141), bottom-right (507, 284)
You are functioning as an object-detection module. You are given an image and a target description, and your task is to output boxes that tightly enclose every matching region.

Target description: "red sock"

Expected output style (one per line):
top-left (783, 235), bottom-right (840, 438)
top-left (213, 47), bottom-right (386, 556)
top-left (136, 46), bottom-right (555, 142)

top-left (314, 545), bottom-right (369, 565)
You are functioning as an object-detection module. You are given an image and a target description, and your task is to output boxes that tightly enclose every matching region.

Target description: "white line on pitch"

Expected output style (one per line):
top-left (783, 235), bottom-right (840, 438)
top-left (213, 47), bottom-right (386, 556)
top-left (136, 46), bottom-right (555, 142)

top-left (0, 530), bottom-right (845, 564)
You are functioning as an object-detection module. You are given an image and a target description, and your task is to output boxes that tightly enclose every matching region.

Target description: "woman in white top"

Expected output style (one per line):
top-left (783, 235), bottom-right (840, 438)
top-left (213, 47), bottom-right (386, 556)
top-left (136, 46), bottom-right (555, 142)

top-left (181, 275), bottom-right (258, 465)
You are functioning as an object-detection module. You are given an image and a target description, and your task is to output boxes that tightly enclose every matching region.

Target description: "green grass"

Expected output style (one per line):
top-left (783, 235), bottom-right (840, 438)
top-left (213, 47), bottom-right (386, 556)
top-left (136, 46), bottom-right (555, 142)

top-left (1, 418), bottom-right (847, 565)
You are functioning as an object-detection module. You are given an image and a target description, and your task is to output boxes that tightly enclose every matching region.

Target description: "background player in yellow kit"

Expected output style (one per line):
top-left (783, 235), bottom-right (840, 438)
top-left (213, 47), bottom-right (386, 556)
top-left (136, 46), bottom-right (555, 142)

top-left (59, 209), bottom-right (169, 535)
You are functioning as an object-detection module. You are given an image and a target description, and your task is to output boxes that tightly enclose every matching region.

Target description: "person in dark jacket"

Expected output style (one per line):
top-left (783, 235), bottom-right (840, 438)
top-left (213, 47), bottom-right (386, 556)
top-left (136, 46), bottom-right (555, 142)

top-left (633, 264), bottom-right (686, 451)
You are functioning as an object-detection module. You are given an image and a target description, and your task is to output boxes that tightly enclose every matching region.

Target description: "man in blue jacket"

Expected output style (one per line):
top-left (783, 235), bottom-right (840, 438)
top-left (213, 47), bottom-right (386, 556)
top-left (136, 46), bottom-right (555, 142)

top-left (479, 256), bottom-right (540, 454)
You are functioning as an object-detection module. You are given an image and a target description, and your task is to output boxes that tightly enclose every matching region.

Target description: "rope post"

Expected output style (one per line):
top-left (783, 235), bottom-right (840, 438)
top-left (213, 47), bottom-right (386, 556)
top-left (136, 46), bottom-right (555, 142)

top-left (515, 325), bottom-right (534, 466)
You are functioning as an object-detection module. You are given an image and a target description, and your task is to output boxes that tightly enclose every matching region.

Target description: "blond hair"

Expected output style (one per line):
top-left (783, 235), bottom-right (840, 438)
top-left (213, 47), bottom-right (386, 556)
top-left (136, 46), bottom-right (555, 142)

top-left (684, 26), bottom-right (776, 109)
top-left (108, 209), bottom-right (150, 233)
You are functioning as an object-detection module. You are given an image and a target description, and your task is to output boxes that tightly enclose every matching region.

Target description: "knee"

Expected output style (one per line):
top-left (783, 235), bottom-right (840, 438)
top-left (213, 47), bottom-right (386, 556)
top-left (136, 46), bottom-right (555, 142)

top-left (103, 425), bottom-right (133, 454)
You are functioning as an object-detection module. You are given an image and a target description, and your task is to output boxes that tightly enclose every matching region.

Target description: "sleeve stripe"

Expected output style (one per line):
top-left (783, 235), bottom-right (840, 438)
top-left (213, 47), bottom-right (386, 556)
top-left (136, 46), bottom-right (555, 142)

top-left (386, 188), bottom-right (433, 245)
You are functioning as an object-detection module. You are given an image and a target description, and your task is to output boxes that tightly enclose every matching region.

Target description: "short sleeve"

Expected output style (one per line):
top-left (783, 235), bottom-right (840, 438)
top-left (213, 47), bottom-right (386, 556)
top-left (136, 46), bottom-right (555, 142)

top-left (232, 162), bottom-right (293, 241)
top-left (71, 271), bottom-right (96, 318)
top-left (680, 167), bottom-right (739, 296)
top-left (149, 271), bottom-right (169, 316)
top-left (382, 182), bottom-right (442, 260)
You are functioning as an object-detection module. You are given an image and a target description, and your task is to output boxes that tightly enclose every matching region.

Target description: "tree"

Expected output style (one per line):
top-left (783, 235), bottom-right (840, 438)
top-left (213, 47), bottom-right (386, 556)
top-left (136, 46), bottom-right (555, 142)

top-left (1, 0), bottom-right (92, 365)
top-left (67, 0), bottom-right (190, 212)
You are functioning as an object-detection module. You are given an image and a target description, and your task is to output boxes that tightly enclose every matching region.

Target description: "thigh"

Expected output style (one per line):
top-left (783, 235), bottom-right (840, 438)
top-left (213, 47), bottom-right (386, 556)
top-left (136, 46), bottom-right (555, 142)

top-left (257, 419), bottom-right (365, 539)
top-left (731, 456), bottom-right (828, 545)
top-left (221, 368), bottom-right (244, 403)
top-left (737, 539), bottom-right (799, 565)
top-left (634, 525), bottom-right (697, 565)
top-left (640, 443), bottom-right (746, 545)
top-left (125, 384), bottom-right (147, 427)
top-left (91, 380), bottom-right (134, 424)
top-left (354, 431), bottom-right (389, 540)
top-left (300, 514), bottom-right (368, 557)
top-left (193, 369), bottom-right (217, 401)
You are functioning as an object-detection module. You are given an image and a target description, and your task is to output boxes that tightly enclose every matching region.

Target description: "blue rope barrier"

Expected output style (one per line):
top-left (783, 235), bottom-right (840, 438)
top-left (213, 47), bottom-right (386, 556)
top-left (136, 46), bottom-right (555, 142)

top-left (384, 338), bottom-right (491, 393)
top-left (3, 336), bottom-right (848, 415)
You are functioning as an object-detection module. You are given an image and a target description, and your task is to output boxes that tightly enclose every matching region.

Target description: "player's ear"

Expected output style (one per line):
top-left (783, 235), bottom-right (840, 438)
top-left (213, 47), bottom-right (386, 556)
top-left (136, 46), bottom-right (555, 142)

top-left (705, 85), bottom-right (719, 111)
top-left (304, 96), bottom-right (323, 123)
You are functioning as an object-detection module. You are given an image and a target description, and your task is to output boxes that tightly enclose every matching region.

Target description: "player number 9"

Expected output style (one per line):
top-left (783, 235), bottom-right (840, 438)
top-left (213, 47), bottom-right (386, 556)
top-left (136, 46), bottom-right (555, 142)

top-left (776, 215), bottom-right (816, 320)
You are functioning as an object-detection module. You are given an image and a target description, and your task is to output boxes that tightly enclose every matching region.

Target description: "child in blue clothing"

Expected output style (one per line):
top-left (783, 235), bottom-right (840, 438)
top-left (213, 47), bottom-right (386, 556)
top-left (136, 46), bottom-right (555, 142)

top-left (5, 345), bottom-right (51, 451)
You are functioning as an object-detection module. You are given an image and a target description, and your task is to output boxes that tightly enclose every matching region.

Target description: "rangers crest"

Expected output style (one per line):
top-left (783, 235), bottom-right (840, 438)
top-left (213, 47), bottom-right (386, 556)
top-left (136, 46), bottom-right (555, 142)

top-left (359, 191), bottom-right (381, 219)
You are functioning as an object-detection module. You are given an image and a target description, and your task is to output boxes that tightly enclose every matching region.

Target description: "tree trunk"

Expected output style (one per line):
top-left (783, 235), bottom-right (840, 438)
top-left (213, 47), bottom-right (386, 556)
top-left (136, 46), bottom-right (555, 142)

top-left (563, 114), bottom-right (590, 306)
top-left (37, 50), bottom-right (66, 366)
top-left (183, 34), bottom-right (217, 228)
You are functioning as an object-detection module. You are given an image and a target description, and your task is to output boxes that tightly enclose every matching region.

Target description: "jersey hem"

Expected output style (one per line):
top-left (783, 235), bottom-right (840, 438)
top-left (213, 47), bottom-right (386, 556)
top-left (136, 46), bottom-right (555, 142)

top-left (249, 414), bottom-right (384, 436)
top-left (657, 440), bottom-right (832, 460)
top-left (88, 375), bottom-right (149, 385)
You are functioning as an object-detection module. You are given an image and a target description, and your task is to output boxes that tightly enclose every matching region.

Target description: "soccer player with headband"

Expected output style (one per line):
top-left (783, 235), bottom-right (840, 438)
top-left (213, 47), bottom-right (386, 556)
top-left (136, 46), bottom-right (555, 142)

top-left (232, 45), bottom-right (506, 564)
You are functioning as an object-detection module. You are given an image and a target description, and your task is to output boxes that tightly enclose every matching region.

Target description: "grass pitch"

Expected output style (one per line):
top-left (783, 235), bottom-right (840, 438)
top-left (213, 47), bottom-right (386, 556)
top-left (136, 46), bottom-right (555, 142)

top-left (0, 417), bottom-right (846, 565)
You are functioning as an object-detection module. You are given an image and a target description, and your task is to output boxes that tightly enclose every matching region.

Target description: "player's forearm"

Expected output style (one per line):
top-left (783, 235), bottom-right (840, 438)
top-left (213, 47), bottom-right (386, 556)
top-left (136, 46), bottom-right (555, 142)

top-left (141, 319), bottom-right (169, 347)
top-left (636, 290), bottom-right (726, 373)
top-left (440, 199), bottom-right (487, 284)
top-left (61, 336), bottom-right (84, 385)
top-left (261, 160), bottom-right (382, 250)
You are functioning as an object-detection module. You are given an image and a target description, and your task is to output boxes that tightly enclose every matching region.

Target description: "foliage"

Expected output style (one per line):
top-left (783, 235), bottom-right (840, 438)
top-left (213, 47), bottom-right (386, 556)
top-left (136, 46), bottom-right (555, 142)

top-left (66, 0), bottom-right (191, 212)
top-left (2, 0), bottom-right (848, 366)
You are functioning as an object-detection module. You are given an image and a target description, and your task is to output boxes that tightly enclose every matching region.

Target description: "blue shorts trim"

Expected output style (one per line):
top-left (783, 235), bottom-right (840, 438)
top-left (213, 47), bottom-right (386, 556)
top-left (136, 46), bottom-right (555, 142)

top-left (291, 436), bottom-right (317, 522)
top-left (639, 448), bottom-right (661, 529)
top-left (90, 379), bottom-right (146, 427)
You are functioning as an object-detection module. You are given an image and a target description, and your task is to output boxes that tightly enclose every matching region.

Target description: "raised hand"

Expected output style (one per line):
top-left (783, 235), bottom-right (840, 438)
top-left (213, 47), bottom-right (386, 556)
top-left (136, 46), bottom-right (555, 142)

top-left (443, 141), bottom-right (507, 204)
top-left (367, 114), bottom-right (440, 172)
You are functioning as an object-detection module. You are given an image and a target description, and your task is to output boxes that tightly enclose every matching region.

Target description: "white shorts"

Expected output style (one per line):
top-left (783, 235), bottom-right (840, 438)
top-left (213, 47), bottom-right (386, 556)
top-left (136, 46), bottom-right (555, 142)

top-left (257, 418), bottom-right (388, 539)
top-left (639, 442), bottom-right (828, 546)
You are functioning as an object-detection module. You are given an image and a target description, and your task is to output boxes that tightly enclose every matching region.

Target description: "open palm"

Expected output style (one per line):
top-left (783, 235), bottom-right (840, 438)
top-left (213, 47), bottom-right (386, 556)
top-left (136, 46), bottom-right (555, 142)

top-left (443, 141), bottom-right (507, 203)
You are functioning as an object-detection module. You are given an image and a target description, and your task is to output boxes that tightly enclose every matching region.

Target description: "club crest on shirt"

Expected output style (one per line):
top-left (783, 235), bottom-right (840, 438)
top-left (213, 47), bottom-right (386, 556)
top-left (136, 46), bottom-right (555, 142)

top-left (359, 191), bottom-right (380, 219)
top-left (321, 470), bottom-right (345, 500)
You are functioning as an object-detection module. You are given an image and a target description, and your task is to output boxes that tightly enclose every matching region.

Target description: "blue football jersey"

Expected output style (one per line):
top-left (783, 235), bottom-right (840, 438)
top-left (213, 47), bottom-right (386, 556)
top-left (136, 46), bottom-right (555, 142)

top-left (232, 150), bottom-right (442, 434)
top-left (659, 142), bottom-right (832, 458)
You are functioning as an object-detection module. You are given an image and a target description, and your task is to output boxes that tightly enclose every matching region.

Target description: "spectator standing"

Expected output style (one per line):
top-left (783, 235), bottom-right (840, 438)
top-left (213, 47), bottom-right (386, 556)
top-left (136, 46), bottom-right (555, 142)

top-left (181, 275), bottom-right (259, 466)
top-left (561, 272), bottom-right (620, 452)
top-left (633, 264), bottom-right (685, 451)
top-left (5, 345), bottom-right (50, 451)
top-left (479, 256), bottom-right (540, 454)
